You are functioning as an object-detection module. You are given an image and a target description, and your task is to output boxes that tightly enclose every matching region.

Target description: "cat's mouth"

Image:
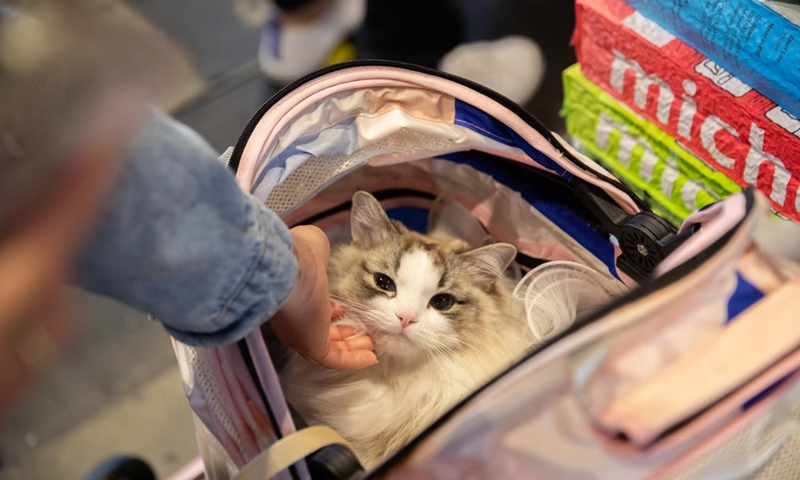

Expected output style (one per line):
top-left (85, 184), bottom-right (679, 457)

top-left (371, 328), bottom-right (418, 355)
top-left (373, 329), bottom-right (411, 342)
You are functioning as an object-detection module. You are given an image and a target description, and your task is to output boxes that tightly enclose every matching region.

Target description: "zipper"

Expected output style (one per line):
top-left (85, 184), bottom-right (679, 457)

top-left (226, 59), bottom-right (650, 212)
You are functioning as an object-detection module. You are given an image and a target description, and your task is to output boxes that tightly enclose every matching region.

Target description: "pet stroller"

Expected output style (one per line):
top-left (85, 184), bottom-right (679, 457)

top-left (170, 60), bottom-right (800, 480)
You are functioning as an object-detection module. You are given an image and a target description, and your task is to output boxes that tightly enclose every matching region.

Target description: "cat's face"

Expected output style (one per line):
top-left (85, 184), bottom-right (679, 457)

top-left (328, 191), bottom-right (516, 362)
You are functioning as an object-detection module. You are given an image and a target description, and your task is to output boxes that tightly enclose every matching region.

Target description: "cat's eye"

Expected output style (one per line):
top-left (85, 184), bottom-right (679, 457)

top-left (429, 293), bottom-right (455, 311)
top-left (373, 273), bottom-right (396, 293)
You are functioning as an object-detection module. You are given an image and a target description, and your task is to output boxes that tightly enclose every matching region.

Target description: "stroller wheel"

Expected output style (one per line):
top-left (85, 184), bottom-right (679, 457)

top-left (83, 455), bottom-right (157, 480)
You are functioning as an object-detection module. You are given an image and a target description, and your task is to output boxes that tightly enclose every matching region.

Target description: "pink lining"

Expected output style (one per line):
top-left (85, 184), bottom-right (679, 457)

top-left (165, 455), bottom-right (205, 480)
top-left (244, 332), bottom-right (312, 479)
top-left (655, 192), bottom-right (750, 276)
top-left (236, 66), bottom-right (640, 216)
top-left (205, 348), bottom-right (247, 467)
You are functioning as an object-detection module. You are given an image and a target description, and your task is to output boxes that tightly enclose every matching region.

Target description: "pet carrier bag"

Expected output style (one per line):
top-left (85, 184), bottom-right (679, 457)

top-left (171, 61), bottom-right (800, 480)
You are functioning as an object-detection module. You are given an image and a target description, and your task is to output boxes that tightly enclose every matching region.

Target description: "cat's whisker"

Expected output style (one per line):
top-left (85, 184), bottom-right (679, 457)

top-left (425, 346), bottom-right (447, 372)
top-left (281, 192), bottom-right (535, 466)
top-left (424, 337), bottom-right (460, 359)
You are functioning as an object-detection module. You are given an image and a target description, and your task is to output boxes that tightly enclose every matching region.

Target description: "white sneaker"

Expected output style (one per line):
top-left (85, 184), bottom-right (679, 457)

top-left (258, 0), bottom-right (365, 84)
top-left (438, 35), bottom-right (546, 105)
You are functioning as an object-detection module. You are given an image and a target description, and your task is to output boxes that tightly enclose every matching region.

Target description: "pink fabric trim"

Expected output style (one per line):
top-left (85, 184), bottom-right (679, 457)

top-left (164, 455), bottom-right (205, 480)
top-left (468, 202), bottom-right (585, 264)
top-left (207, 348), bottom-right (250, 467)
top-left (206, 347), bottom-right (245, 468)
top-left (244, 331), bottom-right (312, 480)
top-left (216, 346), bottom-right (268, 458)
top-left (651, 365), bottom-right (800, 479)
top-left (655, 193), bottom-right (750, 276)
top-left (235, 66), bottom-right (640, 216)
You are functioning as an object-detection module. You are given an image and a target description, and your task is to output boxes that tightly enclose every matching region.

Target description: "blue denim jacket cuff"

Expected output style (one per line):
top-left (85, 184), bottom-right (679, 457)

top-left (164, 195), bottom-right (298, 346)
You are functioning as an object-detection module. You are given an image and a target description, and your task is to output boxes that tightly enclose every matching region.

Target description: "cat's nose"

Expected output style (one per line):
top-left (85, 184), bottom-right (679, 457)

top-left (396, 313), bottom-right (417, 329)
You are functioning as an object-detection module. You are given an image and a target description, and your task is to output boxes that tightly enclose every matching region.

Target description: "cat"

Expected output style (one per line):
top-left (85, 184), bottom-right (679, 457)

top-left (279, 191), bottom-right (534, 467)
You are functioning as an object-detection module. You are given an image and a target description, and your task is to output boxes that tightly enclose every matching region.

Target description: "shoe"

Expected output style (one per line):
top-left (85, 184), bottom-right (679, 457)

top-left (258, 0), bottom-right (365, 85)
top-left (438, 35), bottom-right (546, 106)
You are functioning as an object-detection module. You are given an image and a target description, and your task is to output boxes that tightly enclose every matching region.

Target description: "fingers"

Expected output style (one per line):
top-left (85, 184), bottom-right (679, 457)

top-left (330, 301), bottom-right (345, 319)
top-left (328, 325), bottom-right (375, 355)
top-left (311, 325), bottom-right (377, 370)
top-left (342, 334), bottom-right (375, 352)
top-left (290, 225), bottom-right (331, 265)
top-left (318, 347), bottom-right (379, 371)
top-left (345, 350), bottom-right (379, 370)
top-left (329, 324), bottom-right (360, 340)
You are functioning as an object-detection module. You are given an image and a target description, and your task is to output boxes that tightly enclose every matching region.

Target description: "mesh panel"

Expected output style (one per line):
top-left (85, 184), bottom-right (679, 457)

top-left (188, 346), bottom-right (248, 462)
top-left (192, 412), bottom-right (240, 480)
top-left (668, 387), bottom-right (800, 480)
top-left (265, 154), bottom-right (361, 214)
top-left (265, 128), bottom-right (456, 214)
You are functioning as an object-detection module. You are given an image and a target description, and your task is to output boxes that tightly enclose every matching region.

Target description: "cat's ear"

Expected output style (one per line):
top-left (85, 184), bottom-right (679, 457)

top-left (460, 243), bottom-right (517, 287)
top-left (350, 191), bottom-right (402, 247)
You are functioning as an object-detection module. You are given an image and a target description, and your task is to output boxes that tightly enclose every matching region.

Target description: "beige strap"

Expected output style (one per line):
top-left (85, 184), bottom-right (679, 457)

top-left (234, 425), bottom-right (354, 480)
top-left (599, 279), bottom-right (800, 447)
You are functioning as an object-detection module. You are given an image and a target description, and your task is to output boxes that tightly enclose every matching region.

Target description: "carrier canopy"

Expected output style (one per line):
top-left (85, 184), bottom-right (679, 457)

top-left (229, 61), bottom-right (691, 282)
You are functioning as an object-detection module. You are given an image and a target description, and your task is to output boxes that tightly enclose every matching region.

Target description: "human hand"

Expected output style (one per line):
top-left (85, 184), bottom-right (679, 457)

top-left (269, 225), bottom-right (377, 370)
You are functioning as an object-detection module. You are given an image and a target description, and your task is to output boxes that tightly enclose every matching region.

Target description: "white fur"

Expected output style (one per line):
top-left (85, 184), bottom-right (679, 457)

top-left (368, 249), bottom-right (461, 359)
top-left (280, 247), bottom-right (532, 467)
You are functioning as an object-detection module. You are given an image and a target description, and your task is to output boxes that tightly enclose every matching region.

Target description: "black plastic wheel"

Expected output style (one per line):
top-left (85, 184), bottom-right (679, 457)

top-left (618, 211), bottom-right (675, 276)
top-left (83, 456), bottom-right (157, 480)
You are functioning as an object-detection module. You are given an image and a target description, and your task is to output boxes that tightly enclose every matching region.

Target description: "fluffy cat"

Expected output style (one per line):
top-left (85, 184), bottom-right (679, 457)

top-left (279, 191), bottom-right (534, 467)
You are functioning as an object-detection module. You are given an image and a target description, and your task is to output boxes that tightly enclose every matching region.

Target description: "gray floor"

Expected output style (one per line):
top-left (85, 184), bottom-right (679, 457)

top-left (0, 1), bottom-right (576, 478)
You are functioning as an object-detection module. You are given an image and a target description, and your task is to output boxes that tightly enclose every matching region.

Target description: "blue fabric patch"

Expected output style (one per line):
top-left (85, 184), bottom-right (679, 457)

top-left (453, 99), bottom-right (569, 177)
top-left (387, 207), bottom-right (428, 234)
top-left (256, 117), bottom-right (360, 186)
top-left (453, 99), bottom-right (516, 146)
top-left (436, 152), bottom-right (616, 274)
top-left (742, 374), bottom-right (789, 411)
top-left (726, 272), bottom-right (765, 323)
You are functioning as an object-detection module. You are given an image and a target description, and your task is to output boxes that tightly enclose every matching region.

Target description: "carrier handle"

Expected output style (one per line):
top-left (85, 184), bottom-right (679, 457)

top-left (572, 180), bottom-right (694, 283)
top-left (233, 425), bottom-right (359, 480)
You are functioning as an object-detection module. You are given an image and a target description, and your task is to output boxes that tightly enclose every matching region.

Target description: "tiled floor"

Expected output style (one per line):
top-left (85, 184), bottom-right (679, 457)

top-left (0, 1), bottom-right (576, 478)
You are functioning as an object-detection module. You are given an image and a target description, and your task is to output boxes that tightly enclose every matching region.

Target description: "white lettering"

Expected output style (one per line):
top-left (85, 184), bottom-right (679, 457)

top-left (621, 12), bottom-right (676, 47)
top-left (602, 48), bottom-right (800, 218)
top-left (597, 112), bottom-right (642, 168)
top-left (639, 147), bottom-right (658, 182)
top-left (596, 112), bottom-right (616, 153)
top-left (661, 156), bottom-right (678, 200)
top-left (677, 80), bottom-right (697, 140)
top-left (744, 123), bottom-right (791, 206)
top-left (700, 115), bottom-right (739, 169)
top-left (681, 180), bottom-right (704, 212)
top-left (610, 52), bottom-right (674, 125)
top-left (597, 113), bottom-right (685, 207)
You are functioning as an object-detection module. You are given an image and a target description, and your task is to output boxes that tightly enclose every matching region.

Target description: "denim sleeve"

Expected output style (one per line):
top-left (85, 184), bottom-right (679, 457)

top-left (76, 111), bottom-right (298, 346)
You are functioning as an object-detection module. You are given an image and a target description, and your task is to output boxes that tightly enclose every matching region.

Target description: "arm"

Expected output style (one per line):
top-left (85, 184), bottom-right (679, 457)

top-left (75, 111), bottom-right (376, 368)
top-left (76, 110), bottom-right (298, 346)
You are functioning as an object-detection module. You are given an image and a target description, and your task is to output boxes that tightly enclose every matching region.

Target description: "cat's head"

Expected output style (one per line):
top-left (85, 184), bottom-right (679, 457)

top-left (328, 191), bottom-right (517, 362)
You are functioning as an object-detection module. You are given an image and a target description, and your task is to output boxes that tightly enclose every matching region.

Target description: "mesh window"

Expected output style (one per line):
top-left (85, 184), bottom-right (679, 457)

top-left (668, 388), bottom-right (800, 480)
top-left (265, 128), bottom-right (456, 214)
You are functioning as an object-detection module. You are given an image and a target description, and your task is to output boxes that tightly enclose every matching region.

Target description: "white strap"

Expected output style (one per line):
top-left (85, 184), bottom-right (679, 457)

top-left (233, 425), bottom-right (354, 480)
